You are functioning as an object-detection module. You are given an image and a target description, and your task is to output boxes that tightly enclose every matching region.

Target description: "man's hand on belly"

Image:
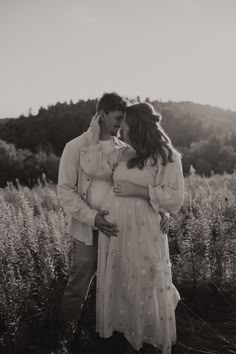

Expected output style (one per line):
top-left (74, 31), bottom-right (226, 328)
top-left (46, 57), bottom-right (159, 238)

top-left (95, 210), bottom-right (119, 237)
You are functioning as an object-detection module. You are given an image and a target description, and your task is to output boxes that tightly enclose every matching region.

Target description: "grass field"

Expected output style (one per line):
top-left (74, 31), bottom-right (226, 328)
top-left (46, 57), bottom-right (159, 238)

top-left (0, 174), bottom-right (236, 354)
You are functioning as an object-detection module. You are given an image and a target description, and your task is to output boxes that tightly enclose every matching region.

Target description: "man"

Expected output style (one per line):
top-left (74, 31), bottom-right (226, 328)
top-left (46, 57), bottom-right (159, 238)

top-left (57, 93), bottom-right (128, 345)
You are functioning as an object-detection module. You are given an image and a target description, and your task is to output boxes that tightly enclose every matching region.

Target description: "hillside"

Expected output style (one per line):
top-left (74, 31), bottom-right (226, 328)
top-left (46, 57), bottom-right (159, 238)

top-left (0, 99), bottom-right (236, 153)
top-left (0, 118), bottom-right (12, 124)
top-left (0, 98), bottom-right (236, 180)
top-left (159, 101), bottom-right (236, 131)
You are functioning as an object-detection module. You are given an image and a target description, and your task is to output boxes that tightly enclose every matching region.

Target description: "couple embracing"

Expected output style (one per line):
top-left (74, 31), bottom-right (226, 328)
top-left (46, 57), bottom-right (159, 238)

top-left (57, 93), bottom-right (184, 354)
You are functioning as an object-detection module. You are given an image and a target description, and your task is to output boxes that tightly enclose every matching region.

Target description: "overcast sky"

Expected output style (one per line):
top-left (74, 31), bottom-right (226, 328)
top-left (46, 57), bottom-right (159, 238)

top-left (1, 0), bottom-right (236, 118)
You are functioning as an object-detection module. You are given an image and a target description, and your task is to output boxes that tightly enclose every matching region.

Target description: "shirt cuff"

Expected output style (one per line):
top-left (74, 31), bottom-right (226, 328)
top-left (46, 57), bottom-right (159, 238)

top-left (85, 209), bottom-right (98, 227)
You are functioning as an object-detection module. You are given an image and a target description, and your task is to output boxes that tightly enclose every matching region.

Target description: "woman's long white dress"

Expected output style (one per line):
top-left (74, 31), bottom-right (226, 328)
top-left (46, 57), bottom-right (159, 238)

top-left (81, 147), bottom-right (184, 353)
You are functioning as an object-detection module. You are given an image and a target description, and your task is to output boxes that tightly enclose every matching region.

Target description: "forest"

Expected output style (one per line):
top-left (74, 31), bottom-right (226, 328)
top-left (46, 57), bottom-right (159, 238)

top-left (0, 97), bottom-right (236, 187)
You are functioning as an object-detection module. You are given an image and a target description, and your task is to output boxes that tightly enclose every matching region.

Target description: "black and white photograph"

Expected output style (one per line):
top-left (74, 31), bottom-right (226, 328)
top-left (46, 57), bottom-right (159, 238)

top-left (1, 1), bottom-right (236, 353)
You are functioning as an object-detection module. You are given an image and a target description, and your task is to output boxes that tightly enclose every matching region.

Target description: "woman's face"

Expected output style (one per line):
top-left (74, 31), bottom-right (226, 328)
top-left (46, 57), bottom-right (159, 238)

top-left (120, 119), bottom-right (130, 143)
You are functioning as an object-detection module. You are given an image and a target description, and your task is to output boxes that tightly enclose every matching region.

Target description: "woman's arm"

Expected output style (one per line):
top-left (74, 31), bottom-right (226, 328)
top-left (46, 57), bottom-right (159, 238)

top-left (113, 181), bottom-right (149, 199)
top-left (80, 145), bottom-right (114, 179)
top-left (113, 180), bottom-right (170, 233)
top-left (149, 152), bottom-right (184, 214)
top-left (114, 152), bottom-right (184, 215)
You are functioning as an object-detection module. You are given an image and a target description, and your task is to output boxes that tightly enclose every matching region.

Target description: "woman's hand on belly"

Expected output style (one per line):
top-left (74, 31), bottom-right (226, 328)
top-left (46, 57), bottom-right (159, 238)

top-left (113, 180), bottom-right (149, 200)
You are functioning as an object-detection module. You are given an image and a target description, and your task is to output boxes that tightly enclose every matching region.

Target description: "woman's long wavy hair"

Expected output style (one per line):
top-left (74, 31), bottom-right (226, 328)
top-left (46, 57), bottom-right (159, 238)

top-left (125, 102), bottom-right (174, 169)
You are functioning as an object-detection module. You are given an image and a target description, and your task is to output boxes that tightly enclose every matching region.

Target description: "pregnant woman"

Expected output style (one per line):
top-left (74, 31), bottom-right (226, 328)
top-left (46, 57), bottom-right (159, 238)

top-left (81, 102), bottom-right (184, 354)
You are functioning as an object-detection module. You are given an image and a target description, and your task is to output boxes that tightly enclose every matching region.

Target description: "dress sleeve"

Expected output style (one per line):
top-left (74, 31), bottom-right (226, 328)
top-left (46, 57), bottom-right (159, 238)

top-left (148, 152), bottom-right (184, 214)
top-left (80, 144), bottom-right (113, 179)
top-left (80, 143), bottom-right (128, 179)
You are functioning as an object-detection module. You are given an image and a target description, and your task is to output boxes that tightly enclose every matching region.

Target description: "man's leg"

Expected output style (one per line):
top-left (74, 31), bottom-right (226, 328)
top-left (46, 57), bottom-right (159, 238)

top-left (61, 234), bottom-right (98, 327)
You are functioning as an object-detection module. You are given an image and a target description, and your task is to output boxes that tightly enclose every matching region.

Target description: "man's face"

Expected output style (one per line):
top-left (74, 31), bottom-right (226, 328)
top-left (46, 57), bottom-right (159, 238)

top-left (101, 110), bottom-right (125, 136)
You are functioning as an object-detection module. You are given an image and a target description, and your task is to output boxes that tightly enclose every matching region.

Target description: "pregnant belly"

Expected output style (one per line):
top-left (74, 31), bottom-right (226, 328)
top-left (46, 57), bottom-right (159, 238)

top-left (101, 189), bottom-right (164, 266)
top-left (88, 179), bottom-right (113, 210)
top-left (102, 188), bottom-right (159, 228)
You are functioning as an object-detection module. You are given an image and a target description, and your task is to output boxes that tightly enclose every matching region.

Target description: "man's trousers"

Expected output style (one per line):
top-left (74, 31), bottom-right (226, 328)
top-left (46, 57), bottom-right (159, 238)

top-left (61, 232), bottom-right (98, 324)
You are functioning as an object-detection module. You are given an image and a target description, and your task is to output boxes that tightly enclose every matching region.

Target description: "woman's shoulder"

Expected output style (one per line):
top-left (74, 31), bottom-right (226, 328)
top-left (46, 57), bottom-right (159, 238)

top-left (172, 148), bottom-right (182, 161)
top-left (120, 146), bottom-right (136, 162)
top-left (158, 145), bottom-right (181, 162)
top-left (150, 147), bottom-right (181, 172)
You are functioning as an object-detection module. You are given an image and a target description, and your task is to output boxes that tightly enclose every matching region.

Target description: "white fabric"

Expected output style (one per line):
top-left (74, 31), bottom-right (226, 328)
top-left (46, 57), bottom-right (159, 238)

top-left (96, 158), bottom-right (183, 353)
top-left (57, 130), bottom-right (127, 245)
top-left (80, 145), bottom-right (184, 351)
top-left (87, 139), bottom-right (114, 210)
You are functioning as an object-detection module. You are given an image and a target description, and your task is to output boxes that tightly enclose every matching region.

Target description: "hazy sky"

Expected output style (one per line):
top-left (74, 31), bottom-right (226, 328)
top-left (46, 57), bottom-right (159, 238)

top-left (1, 0), bottom-right (236, 118)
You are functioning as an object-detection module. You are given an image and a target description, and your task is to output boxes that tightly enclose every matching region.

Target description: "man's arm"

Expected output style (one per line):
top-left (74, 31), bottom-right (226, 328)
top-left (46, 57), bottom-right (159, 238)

top-left (57, 138), bottom-right (97, 226)
top-left (58, 136), bottom-right (119, 237)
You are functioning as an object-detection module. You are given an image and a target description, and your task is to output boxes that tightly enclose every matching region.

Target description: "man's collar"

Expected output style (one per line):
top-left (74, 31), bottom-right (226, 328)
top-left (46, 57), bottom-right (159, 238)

top-left (113, 135), bottom-right (127, 147)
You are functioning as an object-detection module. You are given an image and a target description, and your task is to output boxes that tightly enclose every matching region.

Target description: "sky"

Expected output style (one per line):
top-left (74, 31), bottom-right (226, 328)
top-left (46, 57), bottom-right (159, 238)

top-left (1, 0), bottom-right (236, 118)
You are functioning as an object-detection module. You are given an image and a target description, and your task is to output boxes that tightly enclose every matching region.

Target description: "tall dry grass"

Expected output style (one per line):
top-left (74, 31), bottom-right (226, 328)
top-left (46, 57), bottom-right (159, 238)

top-left (0, 174), bottom-right (235, 353)
top-left (0, 183), bottom-right (70, 352)
top-left (169, 173), bottom-right (236, 289)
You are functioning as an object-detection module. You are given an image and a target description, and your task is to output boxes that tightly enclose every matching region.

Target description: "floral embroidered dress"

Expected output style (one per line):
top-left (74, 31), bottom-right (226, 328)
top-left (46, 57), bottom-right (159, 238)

top-left (80, 146), bottom-right (184, 354)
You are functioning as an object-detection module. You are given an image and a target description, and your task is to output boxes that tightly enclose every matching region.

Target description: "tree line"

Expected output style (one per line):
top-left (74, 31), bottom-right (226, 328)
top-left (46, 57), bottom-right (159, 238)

top-left (0, 97), bottom-right (236, 187)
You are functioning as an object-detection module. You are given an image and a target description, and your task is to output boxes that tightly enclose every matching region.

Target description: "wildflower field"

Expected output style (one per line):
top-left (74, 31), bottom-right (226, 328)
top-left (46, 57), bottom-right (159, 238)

top-left (0, 174), bottom-right (236, 354)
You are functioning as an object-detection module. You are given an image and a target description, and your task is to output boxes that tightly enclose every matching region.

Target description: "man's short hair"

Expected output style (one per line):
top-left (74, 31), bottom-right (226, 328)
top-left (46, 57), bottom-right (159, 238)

top-left (96, 92), bottom-right (127, 114)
